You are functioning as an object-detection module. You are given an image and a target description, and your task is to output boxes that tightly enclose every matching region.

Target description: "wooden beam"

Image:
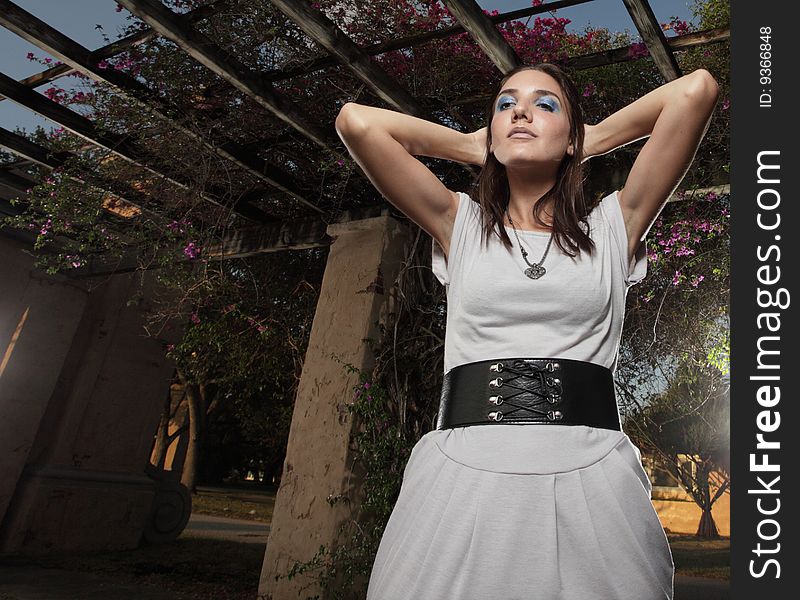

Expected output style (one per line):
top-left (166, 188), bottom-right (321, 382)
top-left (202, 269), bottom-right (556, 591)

top-left (67, 205), bottom-right (399, 278)
top-left (116, 0), bottom-right (336, 150)
top-left (269, 0), bottom-right (426, 118)
top-left (0, 0), bottom-right (320, 216)
top-left (0, 125), bottom-right (253, 230)
top-left (667, 26), bottom-right (729, 50)
top-left (205, 216), bottom-right (332, 259)
top-left (0, 126), bottom-right (68, 170)
top-left (0, 0), bottom-right (231, 103)
top-left (0, 124), bottom-right (274, 228)
top-left (449, 27), bottom-right (729, 107)
top-left (0, 157), bottom-right (36, 171)
top-left (0, 71), bottom-right (137, 156)
top-left (262, 0), bottom-right (594, 83)
top-left (441, 0), bottom-right (520, 74)
top-left (621, 0), bottom-right (680, 81)
top-left (0, 168), bottom-right (35, 197)
top-left (566, 26), bottom-right (728, 71)
top-left (0, 196), bottom-right (26, 218)
top-left (0, 126), bottom-right (164, 223)
top-left (0, 70), bottom-right (262, 218)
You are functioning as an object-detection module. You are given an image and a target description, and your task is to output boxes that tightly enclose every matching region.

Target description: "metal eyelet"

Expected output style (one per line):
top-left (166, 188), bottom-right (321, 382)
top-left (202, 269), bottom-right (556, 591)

top-left (490, 362), bottom-right (505, 372)
top-left (489, 377), bottom-right (504, 388)
top-left (545, 362), bottom-right (555, 372)
top-left (489, 395), bottom-right (504, 405)
top-left (547, 410), bottom-right (563, 421)
top-left (488, 411), bottom-right (504, 422)
top-left (548, 393), bottom-right (561, 404)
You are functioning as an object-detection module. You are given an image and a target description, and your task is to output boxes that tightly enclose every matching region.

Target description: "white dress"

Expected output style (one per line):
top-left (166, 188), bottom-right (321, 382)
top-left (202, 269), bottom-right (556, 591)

top-left (365, 191), bottom-right (674, 600)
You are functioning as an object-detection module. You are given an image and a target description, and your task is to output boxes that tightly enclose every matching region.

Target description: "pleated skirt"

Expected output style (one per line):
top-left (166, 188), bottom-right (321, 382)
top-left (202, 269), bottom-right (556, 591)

top-left (366, 424), bottom-right (674, 600)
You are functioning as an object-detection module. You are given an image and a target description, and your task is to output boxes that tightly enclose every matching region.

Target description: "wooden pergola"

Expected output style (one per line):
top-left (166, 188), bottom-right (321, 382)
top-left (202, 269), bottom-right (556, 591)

top-left (0, 0), bottom-right (728, 277)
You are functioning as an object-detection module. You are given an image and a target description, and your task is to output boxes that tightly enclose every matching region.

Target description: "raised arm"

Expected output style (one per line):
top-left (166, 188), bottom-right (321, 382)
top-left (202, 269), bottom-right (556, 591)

top-left (583, 69), bottom-right (720, 261)
top-left (335, 103), bottom-right (485, 258)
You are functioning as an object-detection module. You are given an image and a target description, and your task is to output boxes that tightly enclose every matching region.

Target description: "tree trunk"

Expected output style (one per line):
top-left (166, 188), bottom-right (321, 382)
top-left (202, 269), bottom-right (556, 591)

top-left (180, 382), bottom-right (202, 493)
top-left (150, 388), bottom-right (173, 470)
top-left (696, 507), bottom-right (720, 538)
top-left (265, 453), bottom-right (285, 485)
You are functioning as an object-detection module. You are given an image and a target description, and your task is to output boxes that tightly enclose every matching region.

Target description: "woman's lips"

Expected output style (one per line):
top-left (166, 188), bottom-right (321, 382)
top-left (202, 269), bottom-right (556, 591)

top-left (508, 127), bottom-right (536, 139)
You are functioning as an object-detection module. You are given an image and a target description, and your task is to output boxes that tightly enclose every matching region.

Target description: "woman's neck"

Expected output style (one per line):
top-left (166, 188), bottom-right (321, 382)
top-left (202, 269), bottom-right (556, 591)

top-left (504, 169), bottom-right (557, 230)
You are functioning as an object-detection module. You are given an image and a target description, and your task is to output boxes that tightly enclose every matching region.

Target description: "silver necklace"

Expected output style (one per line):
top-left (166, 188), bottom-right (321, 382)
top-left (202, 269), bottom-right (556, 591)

top-left (506, 209), bottom-right (554, 280)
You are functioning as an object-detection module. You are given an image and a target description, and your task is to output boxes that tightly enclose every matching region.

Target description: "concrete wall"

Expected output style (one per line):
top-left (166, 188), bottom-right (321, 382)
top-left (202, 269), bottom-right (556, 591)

top-left (0, 236), bottom-right (89, 531)
top-left (0, 236), bottom-right (183, 554)
top-left (259, 213), bottom-right (411, 600)
top-left (653, 488), bottom-right (731, 536)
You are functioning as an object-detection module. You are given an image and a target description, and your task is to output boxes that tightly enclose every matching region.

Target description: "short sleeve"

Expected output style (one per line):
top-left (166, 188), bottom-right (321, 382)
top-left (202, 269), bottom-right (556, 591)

top-left (600, 190), bottom-right (648, 287)
top-left (431, 191), bottom-right (476, 286)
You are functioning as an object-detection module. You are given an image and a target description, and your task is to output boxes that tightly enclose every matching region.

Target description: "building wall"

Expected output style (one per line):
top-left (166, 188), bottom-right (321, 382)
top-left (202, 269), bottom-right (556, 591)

top-left (0, 236), bottom-right (184, 554)
top-left (653, 487), bottom-right (730, 536)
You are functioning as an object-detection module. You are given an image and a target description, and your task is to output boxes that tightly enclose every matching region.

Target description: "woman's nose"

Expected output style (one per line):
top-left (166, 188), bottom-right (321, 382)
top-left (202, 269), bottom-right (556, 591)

top-left (512, 101), bottom-right (531, 121)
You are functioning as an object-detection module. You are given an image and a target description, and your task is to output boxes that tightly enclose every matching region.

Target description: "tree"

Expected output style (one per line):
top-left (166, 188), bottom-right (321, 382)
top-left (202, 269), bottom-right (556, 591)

top-left (154, 247), bottom-right (325, 490)
top-left (626, 359), bottom-right (730, 537)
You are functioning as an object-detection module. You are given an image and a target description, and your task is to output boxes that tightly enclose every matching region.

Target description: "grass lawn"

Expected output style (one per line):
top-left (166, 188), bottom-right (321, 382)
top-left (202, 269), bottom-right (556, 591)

top-left (1, 538), bottom-right (264, 600)
top-left (2, 534), bottom-right (729, 598)
top-left (191, 491), bottom-right (275, 523)
top-left (669, 533), bottom-right (730, 579)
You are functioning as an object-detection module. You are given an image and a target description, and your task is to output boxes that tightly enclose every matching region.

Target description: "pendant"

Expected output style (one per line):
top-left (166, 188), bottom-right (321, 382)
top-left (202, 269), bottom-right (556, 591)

top-left (525, 265), bottom-right (546, 279)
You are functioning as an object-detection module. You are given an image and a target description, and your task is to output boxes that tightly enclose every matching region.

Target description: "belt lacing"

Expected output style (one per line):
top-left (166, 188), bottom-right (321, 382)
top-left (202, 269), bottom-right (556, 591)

top-left (487, 359), bottom-right (563, 422)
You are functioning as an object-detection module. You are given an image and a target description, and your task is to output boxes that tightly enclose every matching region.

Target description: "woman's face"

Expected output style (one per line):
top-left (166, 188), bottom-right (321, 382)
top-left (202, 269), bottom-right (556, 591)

top-left (489, 69), bottom-right (574, 170)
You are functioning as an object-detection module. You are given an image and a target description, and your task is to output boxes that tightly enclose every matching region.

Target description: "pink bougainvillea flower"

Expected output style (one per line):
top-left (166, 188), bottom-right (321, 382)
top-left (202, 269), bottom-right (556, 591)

top-left (190, 313), bottom-right (200, 324)
top-left (627, 42), bottom-right (649, 59)
top-left (183, 241), bottom-right (200, 259)
top-left (690, 275), bottom-right (705, 288)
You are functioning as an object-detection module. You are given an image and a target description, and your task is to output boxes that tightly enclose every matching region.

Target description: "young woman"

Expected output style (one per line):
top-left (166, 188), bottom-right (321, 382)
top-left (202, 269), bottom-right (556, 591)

top-left (335, 63), bottom-right (719, 600)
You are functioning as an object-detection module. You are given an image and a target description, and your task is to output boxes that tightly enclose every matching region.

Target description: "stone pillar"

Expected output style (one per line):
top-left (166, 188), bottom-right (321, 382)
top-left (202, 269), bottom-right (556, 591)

top-left (259, 213), bottom-right (412, 599)
top-left (0, 236), bottom-right (184, 554)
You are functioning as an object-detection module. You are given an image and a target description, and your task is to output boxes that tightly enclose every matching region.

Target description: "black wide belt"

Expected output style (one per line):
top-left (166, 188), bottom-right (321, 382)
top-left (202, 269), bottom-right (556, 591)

top-left (435, 357), bottom-right (620, 431)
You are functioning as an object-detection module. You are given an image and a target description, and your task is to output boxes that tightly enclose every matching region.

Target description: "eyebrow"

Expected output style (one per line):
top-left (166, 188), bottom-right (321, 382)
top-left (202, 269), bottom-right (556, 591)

top-left (496, 88), bottom-right (562, 103)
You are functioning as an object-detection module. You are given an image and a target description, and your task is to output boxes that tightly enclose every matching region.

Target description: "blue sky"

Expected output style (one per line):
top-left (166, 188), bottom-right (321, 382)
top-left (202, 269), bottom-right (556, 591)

top-left (0, 0), bottom-right (696, 134)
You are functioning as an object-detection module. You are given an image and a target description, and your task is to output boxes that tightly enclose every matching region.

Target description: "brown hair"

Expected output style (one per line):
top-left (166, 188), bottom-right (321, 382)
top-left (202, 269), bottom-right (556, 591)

top-left (474, 63), bottom-right (594, 257)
